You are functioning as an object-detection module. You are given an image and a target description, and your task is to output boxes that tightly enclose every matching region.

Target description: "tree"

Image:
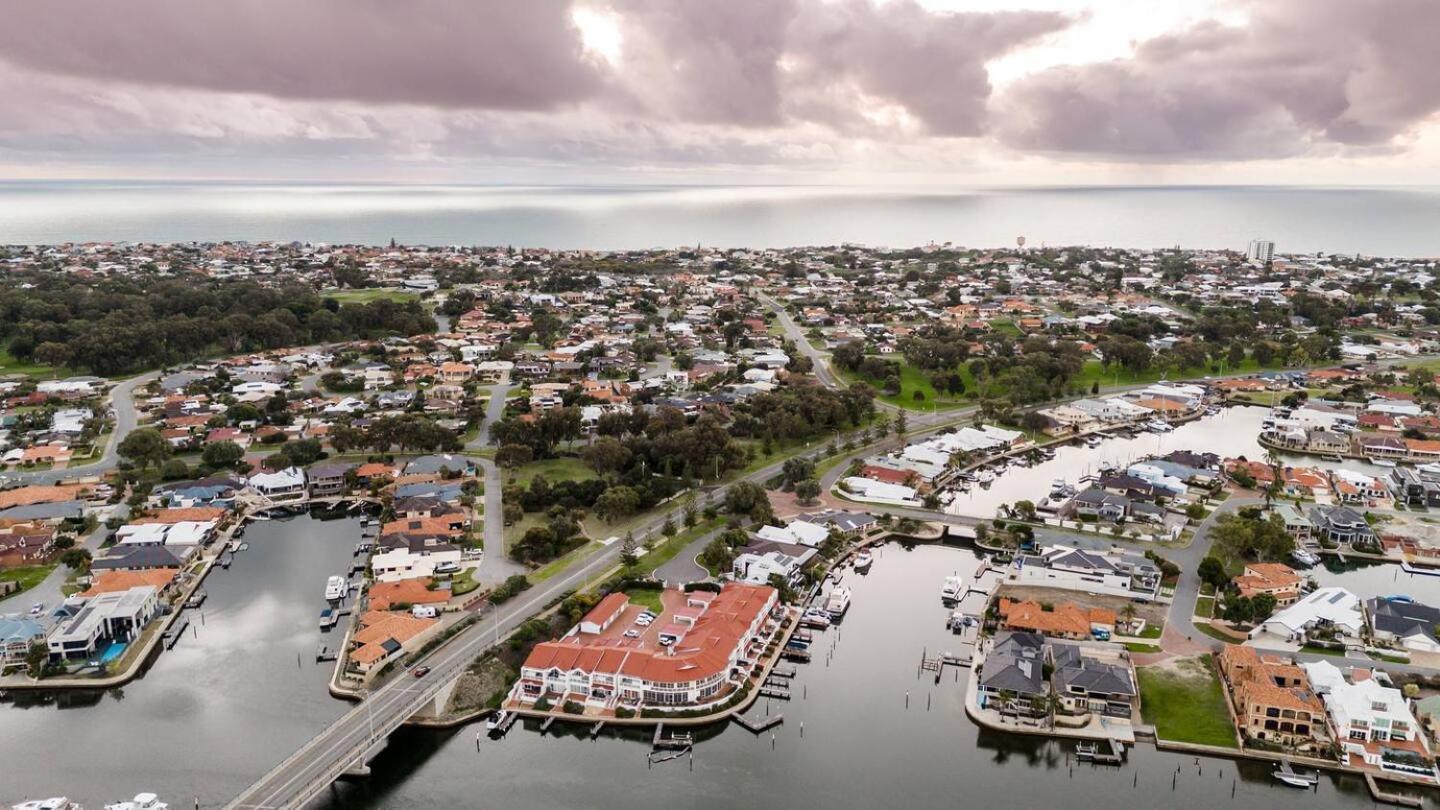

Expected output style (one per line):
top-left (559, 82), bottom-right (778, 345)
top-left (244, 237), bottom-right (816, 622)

top-left (794, 478), bottom-right (821, 505)
top-left (25, 641), bottom-right (47, 678)
top-left (495, 443), bottom-right (534, 472)
top-left (1251, 592), bottom-right (1278, 622)
top-left (1197, 556), bottom-right (1229, 590)
top-left (620, 531), bottom-right (639, 569)
top-left (201, 440), bottom-right (246, 470)
top-left (118, 427), bottom-right (169, 470)
top-left (160, 458), bottom-right (190, 481)
top-left (1011, 500), bottom-right (1037, 522)
top-left (894, 409), bottom-right (908, 438)
top-left (700, 536), bottom-right (735, 574)
top-left (582, 436), bottom-right (632, 477)
top-left (60, 548), bottom-right (91, 570)
top-left (781, 457), bottom-right (816, 490)
top-left (593, 485), bottom-right (641, 523)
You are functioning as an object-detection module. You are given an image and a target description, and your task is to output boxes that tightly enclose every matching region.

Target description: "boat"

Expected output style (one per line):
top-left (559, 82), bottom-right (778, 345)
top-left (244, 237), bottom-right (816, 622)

top-left (1369, 457), bottom-right (1398, 468)
top-left (12, 799), bottom-right (82, 810)
top-left (976, 469), bottom-right (995, 484)
top-left (1272, 761), bottom-right (1319, 788)
top-left (1083, 435), bottom-right (1102, 447)
top-left (319, 607), bottom-right (338, 629)
top-left (104, 795), bottom-right (168, 810)
top-left (854, 550), bottom-right (873, 572)
top-left (1291, 548), bottom-right (1321, 566)
top-left (1050, 478), bottom-right (1068, 495)
top-left (487, 709), bottom-right (509, 732)
top-left (800, 609), bottom-right (831, 629)
top-left (324, 575), bottom-right (348, 601)
top-left (940, 575), bottom-right (963, 602)
top-left (1402, 561), bottom-right (1440, 577)
top-left (824, 587), bottom-right (852, 618)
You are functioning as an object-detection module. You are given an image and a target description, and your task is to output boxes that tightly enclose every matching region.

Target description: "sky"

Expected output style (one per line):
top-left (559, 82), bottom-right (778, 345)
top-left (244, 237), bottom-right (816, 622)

top-left (1, 0), bottom-right (1438, 186)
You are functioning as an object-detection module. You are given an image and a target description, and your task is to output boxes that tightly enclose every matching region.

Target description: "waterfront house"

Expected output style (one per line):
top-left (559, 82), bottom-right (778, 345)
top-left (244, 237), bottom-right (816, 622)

top-left (348, 610), bottom-right (441, 679)
top-left (802, 509), bottom-right (879, 539)
top-left (977, 631), bottom-right (1048, 714)
top-left (1218, 646), bottom-right (1327, 750)
top-left (1304, 661), bottom-right (1437, 780)
top-left (1050, 642), bottom-right (1136, 718)
top-left (0, 616), bottom-right (46, 665)
top-left (1011, 545), bottom-right (1162, 600)
top-left (367, 579), bottom-right (450, 612)
top-left (755, 519), bottom-right (830, 548)
top-left (1250, 586), bottom-right (1363, 643)
top-left (306, 461), bottom-right (352, 498)
top-left (248, 466), bottom-right (307, 501)
top-left (89, 545), bottom-right (183, 572)
top-left (1232, 563), bottom-right (1303, 606)
top-left (1270, 504), bottom-right (1313, 543)
top-left (371, 536), bottom-right (463, 583)
top-left (997, 598), bottom-right (1116, 641)
top-left (47, 585), bottom-right (159, 661)
top-left (1308, 505), bottom-right (1375, 546)
top-left (1066, 487), bottom-right (1131, 522)
top-left (1366, 597), bottom-right (1440, 654)
top-left (732, 538), bottom-right (817, 586)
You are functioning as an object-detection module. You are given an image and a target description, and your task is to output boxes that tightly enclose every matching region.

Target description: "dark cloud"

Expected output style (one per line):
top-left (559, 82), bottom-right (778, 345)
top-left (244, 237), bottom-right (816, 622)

top-left (992, 0), bottom-right (1440, 159)
top-left (0, 0), bottom-right (604, 110)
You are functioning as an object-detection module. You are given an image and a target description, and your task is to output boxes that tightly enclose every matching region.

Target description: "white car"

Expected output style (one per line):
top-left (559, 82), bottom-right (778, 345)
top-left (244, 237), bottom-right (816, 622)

top-left (623, 629), bottom-right (641, 639)
top-left (29, 602), bottom-right (45, 616)
top-left (634, 616), bottom-right (653, 627)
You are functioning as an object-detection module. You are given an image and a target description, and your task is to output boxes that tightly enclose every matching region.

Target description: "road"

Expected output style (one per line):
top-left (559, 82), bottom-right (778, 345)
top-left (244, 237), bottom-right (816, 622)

top-left (1, 504), bottom-right (130, 615)
top-left (7, 372), bottom-right (159, 487)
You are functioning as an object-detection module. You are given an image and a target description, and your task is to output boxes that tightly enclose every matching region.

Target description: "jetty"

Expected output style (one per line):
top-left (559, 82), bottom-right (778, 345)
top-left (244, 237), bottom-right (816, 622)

top-left (185, 589), bottom-right (207, 609)
top-left (162, 617), bottom-right (189, 650)
top-left (589, 721), bottom-right (606, 738)
top-left (732, 713), bottom-right (784, 734)
top-left (758, 686), bottom-right (791, 700)
top-left (1365, 773), bottom-right (1424, 807)
top-left (1074, 738), bottom-right (1125, 765)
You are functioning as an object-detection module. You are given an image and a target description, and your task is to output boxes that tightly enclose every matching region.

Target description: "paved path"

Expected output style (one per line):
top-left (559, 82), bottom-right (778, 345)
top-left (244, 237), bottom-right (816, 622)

top-left (653, 526), bottom-right (723, 586)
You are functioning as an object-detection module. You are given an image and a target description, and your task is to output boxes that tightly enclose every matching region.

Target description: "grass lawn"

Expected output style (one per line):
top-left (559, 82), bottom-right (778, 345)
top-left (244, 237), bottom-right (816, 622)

top-left (1137, 624), bottom-right (1164, 639)
top-left (1136, 656), bottom-right (1237, 748)
top-left (0, 564), bottom-right (57, 602)
top-left (531, 540), bottom-right (604, 583)
top-left (321, 288), bottom-right (420, 304)
top-left (1125, 643), bottom-right (1163, 654)
top-left (837, 360), bottom-right (972, 412)
top-left (1194, 595), bottom-right (1215, 618)
top-left (622, 585), bottom-right (665, 612)
top-left (449, 568), bottom-right (480, 596)
top-left (0, 344), bottom-right (65, 380)
top-left (1193, 622), bottom-right (1240, 644)
top-left (1301, 644), bottom-right (1346, 657)
top-left (506, 457), bottom-right (597, 488)
top-left (637, 518), bottom-right (723, 573)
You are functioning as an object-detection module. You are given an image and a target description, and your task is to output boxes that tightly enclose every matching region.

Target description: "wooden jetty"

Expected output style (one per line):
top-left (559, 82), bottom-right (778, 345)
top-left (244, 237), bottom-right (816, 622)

top-left (590, 721), bottom-right (606, 738)
top-left (1365, 773), bottom-right (1424, 807)
top-left (780, 648), bottom-right (811, 663)
top-left (768, 666), bottom-right (798, 679)
top-left (759, 686), bottom-right (791, 701)
top-left (539, 716), bottom-right (557, 733)
top-left (498, 710), bottom-right (520, 734)
top-left (732, 713), bottom-right (784, 734)
top-left (651, 724), bottom-right (693, 750)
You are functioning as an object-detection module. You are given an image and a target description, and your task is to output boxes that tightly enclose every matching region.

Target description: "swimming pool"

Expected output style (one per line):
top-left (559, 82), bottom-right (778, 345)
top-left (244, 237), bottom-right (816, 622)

top-left (97, 641), bottom-right (127, 664)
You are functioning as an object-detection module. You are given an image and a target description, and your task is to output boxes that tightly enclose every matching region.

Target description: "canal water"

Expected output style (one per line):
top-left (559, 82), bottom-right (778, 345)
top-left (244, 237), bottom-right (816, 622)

top-left (320, 543), bottom-right (1388, 810)
top-left (1, 514), bottom-right (361, 807)
top-left (943, 405), bottom-right (1400, 519)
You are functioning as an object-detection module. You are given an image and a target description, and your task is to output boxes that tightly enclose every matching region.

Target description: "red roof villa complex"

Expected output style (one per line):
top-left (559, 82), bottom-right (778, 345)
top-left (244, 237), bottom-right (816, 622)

top-left (513, 583), bottom-right (782, 714)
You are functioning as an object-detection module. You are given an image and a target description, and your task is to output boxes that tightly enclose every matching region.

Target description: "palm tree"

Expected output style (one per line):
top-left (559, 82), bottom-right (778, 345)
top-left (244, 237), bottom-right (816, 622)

top-left (1119, 603), bottom-right (1138, 635)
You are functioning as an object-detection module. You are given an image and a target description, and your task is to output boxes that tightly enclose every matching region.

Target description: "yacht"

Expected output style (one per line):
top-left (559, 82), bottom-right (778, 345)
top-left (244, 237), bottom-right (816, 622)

top-left (1049, 478), bottom-right (1068, 496)
top-left (1144, 420), bottom-right (1173, 433)
top-left (1083, 435), bottom-right (1103, 448)
top-left (487, 709), bottom-right (509, 732)
top-left (324, 575), bottom-right (348, 601)
top-left (1368, 457), bottom-right (1397, 468)
top-left (975, 469), bottom-right (995, 484)
top-left (1272, 761), bottom-right (1320, 788)
top-left (800, 609), bottom-right (832, 629)
top-left (940, 575), bottom-right (964, 602)
top-left (104, 796), bottom-right (168, 810)
top-left (13, 800), bottom-right (81, 810)
top-left (1291, 548), bottom-right (1321, 567)
top-left (1418, 463), bottom-right (1440, 481)
top-left (825, 587), bottom-right (852, 618)
top-left (853, 550), bottom-right (874, 572)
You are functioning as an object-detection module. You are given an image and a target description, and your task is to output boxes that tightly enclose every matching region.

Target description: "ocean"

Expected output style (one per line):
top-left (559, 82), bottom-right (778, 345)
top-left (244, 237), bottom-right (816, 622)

top-left (2, 182), bottom-right (1439, 255)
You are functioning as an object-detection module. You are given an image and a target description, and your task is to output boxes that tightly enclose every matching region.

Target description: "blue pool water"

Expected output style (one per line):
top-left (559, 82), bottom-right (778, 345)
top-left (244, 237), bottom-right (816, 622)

top-left (97, 642), bottom-right (127, 664)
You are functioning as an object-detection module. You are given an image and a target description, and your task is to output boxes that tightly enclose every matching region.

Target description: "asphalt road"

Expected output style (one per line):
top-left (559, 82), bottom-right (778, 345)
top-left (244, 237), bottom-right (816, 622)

top-left (7, 371), bottom-right (159, 487)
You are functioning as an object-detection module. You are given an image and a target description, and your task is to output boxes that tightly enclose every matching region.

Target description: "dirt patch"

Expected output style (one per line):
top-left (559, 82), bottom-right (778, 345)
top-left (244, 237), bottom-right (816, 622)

top-left (446, 655), bottom-right (516, 715)
top-left (995, 584), bottom-right (1168, 629)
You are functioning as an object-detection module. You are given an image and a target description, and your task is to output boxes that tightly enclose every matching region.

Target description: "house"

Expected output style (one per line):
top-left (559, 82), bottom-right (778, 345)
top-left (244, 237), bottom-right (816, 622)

top-left (977, 631), bottom-right (1048, 713)
top-left (367, 579), bottom-right (450, 612)
top-left (803, 510), bottom-right (879, 538)
top-left (754, 520), bottom-right (830, 548)
top-left (370, 537), bottom-right (463, 583)
top-left (348, 610), bottom-right (441, 678)
top-left (1233, 563), bottom-right (1303, 606)
top-left (307, 461), bottom-right (351, 498)
top-left (1219, 646), bottom-right (1327, 749)
top-left (997, 598), bottom-right (1116, 640)
top-left (1308, 505), bottom-right (1375, 546)
top-left (248, 467), bottom-right (307, 501)
top-left (0, 616), bottom-right (46, 665)
top-left (47, 586), bottom-right (160, 661)
top-left (1366, 597), bottom-right (1440, 654)
top-left (732, 538), bottom-right (817, 586)
top-left (89, 545), bottom-right (184, 572)
top-left (1304, 660), bottom-right (1435, 779)
top-left (1250, 586), bottom-right (1363, 643)
top-left (578, 593), bottom-right (629, 635)
top-left (1270, 504), bottom-right (1312, 542)
top-left (1011, 545), bottom-right (1162, 600)
top-left (1067, 487), bottom-right (1131, 522)
top-left (1050, 642), bottom-right (1136, 718)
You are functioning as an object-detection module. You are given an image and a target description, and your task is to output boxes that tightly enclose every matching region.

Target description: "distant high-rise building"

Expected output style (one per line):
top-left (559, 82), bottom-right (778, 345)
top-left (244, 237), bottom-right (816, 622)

top-left (1247, 239), bottom-right (1275, 264)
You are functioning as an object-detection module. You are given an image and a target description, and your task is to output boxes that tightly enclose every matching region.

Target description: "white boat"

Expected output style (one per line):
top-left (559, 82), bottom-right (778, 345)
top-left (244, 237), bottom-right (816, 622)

top-left (1272, 761), bottom-right (1319, 788)
top-left (104, 795), bottom-right (168, 810)
top-left (800, 609), bottom-right (831, 629)
top-left (324, 575), bottom-right (348, 601)
top-left (1291, 548), bottom-right (1321, 566)
top-left (486, 709), bottom-right (508, 732)
top-left (940, 575), bottom-right (963, 602)
top-left (825, 587), bottom-right (852, 618)
top-left (1050, 478), bottom-right (1068, 495)
top-left (854, 550), bottom-right (873, 572)
top-left (976, 469), bottom-right (995, 484)
top-left (1369, 457), bottom-right (1398, 468)
top-left (13, 799), bottom-right (82, 810)
top-left (1402, 561), bottom-right (1440, 577)
top-left (1144, 420), bottom-right (1173, 433)
top-left (1083, 435), bottom-right (1103, 448)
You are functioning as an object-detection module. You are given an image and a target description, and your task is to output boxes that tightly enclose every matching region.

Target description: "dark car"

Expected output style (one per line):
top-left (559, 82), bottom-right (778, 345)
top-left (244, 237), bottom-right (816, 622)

top-left (413, 666), bottom-right (431, 678)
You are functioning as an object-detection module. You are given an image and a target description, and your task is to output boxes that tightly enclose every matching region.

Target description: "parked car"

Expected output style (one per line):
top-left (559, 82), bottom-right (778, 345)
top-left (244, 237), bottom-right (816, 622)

top-left (28, 603), bottom-right (44, 616)
top-left (623, 629), bottom-right (641, 638)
